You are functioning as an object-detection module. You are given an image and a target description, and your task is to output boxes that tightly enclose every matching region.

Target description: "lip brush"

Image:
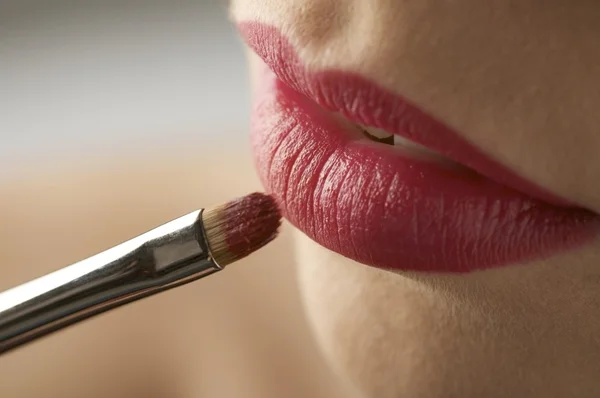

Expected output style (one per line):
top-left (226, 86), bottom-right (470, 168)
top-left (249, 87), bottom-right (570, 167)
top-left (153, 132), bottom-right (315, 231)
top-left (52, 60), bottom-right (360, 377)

top-left (0, 192), bottom-right (281, 355)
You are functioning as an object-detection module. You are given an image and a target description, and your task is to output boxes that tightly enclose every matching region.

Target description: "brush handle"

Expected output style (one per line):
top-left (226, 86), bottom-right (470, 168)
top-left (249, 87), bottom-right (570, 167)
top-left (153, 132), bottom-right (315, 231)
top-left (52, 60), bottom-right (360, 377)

top-left (0, 210), bottom-right (221, 355)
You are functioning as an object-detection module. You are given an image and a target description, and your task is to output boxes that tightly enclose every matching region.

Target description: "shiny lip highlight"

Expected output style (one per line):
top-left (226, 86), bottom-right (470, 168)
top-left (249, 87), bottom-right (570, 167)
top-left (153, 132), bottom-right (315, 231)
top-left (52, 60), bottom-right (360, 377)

top-left (238, 21), bottom-right (600, 273)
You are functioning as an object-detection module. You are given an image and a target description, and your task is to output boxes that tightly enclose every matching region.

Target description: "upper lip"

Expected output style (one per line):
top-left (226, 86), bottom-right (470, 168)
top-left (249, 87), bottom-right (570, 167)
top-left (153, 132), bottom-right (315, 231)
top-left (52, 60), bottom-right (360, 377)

top-left (238, 21), bottom-right (575, 208)
top-left (237, 21), bottom-right (598, 273)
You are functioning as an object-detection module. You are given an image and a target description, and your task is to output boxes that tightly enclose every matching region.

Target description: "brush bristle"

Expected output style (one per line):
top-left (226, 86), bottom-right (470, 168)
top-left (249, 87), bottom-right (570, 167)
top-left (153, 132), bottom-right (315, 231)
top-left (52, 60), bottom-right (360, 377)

top-left (201, 192), bottom-right (282, 266)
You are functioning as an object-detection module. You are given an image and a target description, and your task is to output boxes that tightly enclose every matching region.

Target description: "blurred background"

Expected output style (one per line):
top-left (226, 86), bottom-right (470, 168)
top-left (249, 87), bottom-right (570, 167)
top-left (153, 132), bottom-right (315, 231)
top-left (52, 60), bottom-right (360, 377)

top-left (0, 0), bottom-right (249, 177)
top-left (0, 1), bottom-right (351, 397)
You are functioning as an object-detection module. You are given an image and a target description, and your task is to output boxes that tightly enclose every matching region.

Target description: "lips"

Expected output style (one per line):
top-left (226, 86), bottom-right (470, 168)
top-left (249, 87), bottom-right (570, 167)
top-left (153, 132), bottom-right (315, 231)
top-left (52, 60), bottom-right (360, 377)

top-left (238, 21), bottom-right (599, 273)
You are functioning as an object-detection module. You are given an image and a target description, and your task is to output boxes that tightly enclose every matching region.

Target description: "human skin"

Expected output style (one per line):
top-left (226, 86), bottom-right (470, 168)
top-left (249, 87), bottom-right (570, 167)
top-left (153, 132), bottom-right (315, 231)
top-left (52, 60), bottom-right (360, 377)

top-left (230, 1), bottom-right (600, 397)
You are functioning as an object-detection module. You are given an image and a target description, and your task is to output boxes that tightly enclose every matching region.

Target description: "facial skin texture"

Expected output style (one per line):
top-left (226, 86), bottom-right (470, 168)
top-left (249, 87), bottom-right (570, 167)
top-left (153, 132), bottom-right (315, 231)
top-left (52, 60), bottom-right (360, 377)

top-left (232, 1), bottom-right (600, 397)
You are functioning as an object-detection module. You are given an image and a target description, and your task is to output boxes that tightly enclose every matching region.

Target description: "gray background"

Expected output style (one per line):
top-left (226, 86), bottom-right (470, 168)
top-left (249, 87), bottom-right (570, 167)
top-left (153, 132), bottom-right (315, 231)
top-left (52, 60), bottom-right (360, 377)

top-left (0, 0), bottom-right (249, 176)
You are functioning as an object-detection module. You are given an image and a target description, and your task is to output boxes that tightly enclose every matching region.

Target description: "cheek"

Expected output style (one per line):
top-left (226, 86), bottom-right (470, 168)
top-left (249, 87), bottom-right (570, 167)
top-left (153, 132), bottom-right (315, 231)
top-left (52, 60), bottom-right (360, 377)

top-left (294, 230), bottom-right (600, 398)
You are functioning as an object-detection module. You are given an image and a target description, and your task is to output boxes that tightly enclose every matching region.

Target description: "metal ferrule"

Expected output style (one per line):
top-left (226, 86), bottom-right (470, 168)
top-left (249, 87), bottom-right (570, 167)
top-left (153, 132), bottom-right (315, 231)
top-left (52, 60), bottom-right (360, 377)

top-left (0, 209), bottom-right (220, 354)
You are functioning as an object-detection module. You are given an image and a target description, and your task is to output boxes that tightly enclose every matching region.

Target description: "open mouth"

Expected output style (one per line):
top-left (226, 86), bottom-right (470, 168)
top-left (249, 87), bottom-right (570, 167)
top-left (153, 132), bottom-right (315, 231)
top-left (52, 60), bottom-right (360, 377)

top-left (238, 22), bottom-right (599, 273)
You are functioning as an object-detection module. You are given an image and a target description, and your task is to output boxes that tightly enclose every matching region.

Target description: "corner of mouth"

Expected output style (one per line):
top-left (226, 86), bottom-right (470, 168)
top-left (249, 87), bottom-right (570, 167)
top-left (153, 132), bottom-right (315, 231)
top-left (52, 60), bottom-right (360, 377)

top-left (237, 20), bottom-right (590, 209)
top-left (240, 20), bottom-right (600, 273)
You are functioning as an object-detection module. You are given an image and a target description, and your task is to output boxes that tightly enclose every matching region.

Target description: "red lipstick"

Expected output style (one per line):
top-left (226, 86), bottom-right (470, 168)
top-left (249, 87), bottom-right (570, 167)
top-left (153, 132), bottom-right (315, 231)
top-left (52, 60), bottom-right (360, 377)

top-left (238, 21), bottom-right (599, 272)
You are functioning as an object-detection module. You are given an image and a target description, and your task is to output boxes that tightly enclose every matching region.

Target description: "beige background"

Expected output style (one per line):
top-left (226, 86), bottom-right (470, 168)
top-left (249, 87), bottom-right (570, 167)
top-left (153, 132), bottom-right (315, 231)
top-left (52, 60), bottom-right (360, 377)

top-left (0, 147), bottom-right (350, 397)
top-left (0, 2), bottom-right (351, 396)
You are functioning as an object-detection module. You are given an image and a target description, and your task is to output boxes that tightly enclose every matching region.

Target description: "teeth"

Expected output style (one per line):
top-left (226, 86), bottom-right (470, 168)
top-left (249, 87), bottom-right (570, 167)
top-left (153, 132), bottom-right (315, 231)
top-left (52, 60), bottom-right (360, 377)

top-left (362, 126), bottom-right (393, 140)
top-left (360, 125), bottom-right (394, 145)
top-left (360, 124), bottom-right (441, 158)
top-left (393, 135), bottom-right (433, 153)
top-left (357, 124), bottom-right (465, 170)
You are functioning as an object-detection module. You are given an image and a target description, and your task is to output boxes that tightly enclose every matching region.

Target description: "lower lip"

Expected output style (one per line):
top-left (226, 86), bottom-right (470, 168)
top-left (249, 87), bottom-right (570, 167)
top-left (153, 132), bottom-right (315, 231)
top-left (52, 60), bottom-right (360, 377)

top-left (250, 64), bottom-right (598, 273)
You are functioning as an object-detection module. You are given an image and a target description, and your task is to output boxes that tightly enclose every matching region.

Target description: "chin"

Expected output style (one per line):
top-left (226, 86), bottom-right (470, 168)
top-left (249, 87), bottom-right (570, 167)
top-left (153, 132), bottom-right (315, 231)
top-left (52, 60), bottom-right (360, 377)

top-left (293, 229), bottom-right (600, 398)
